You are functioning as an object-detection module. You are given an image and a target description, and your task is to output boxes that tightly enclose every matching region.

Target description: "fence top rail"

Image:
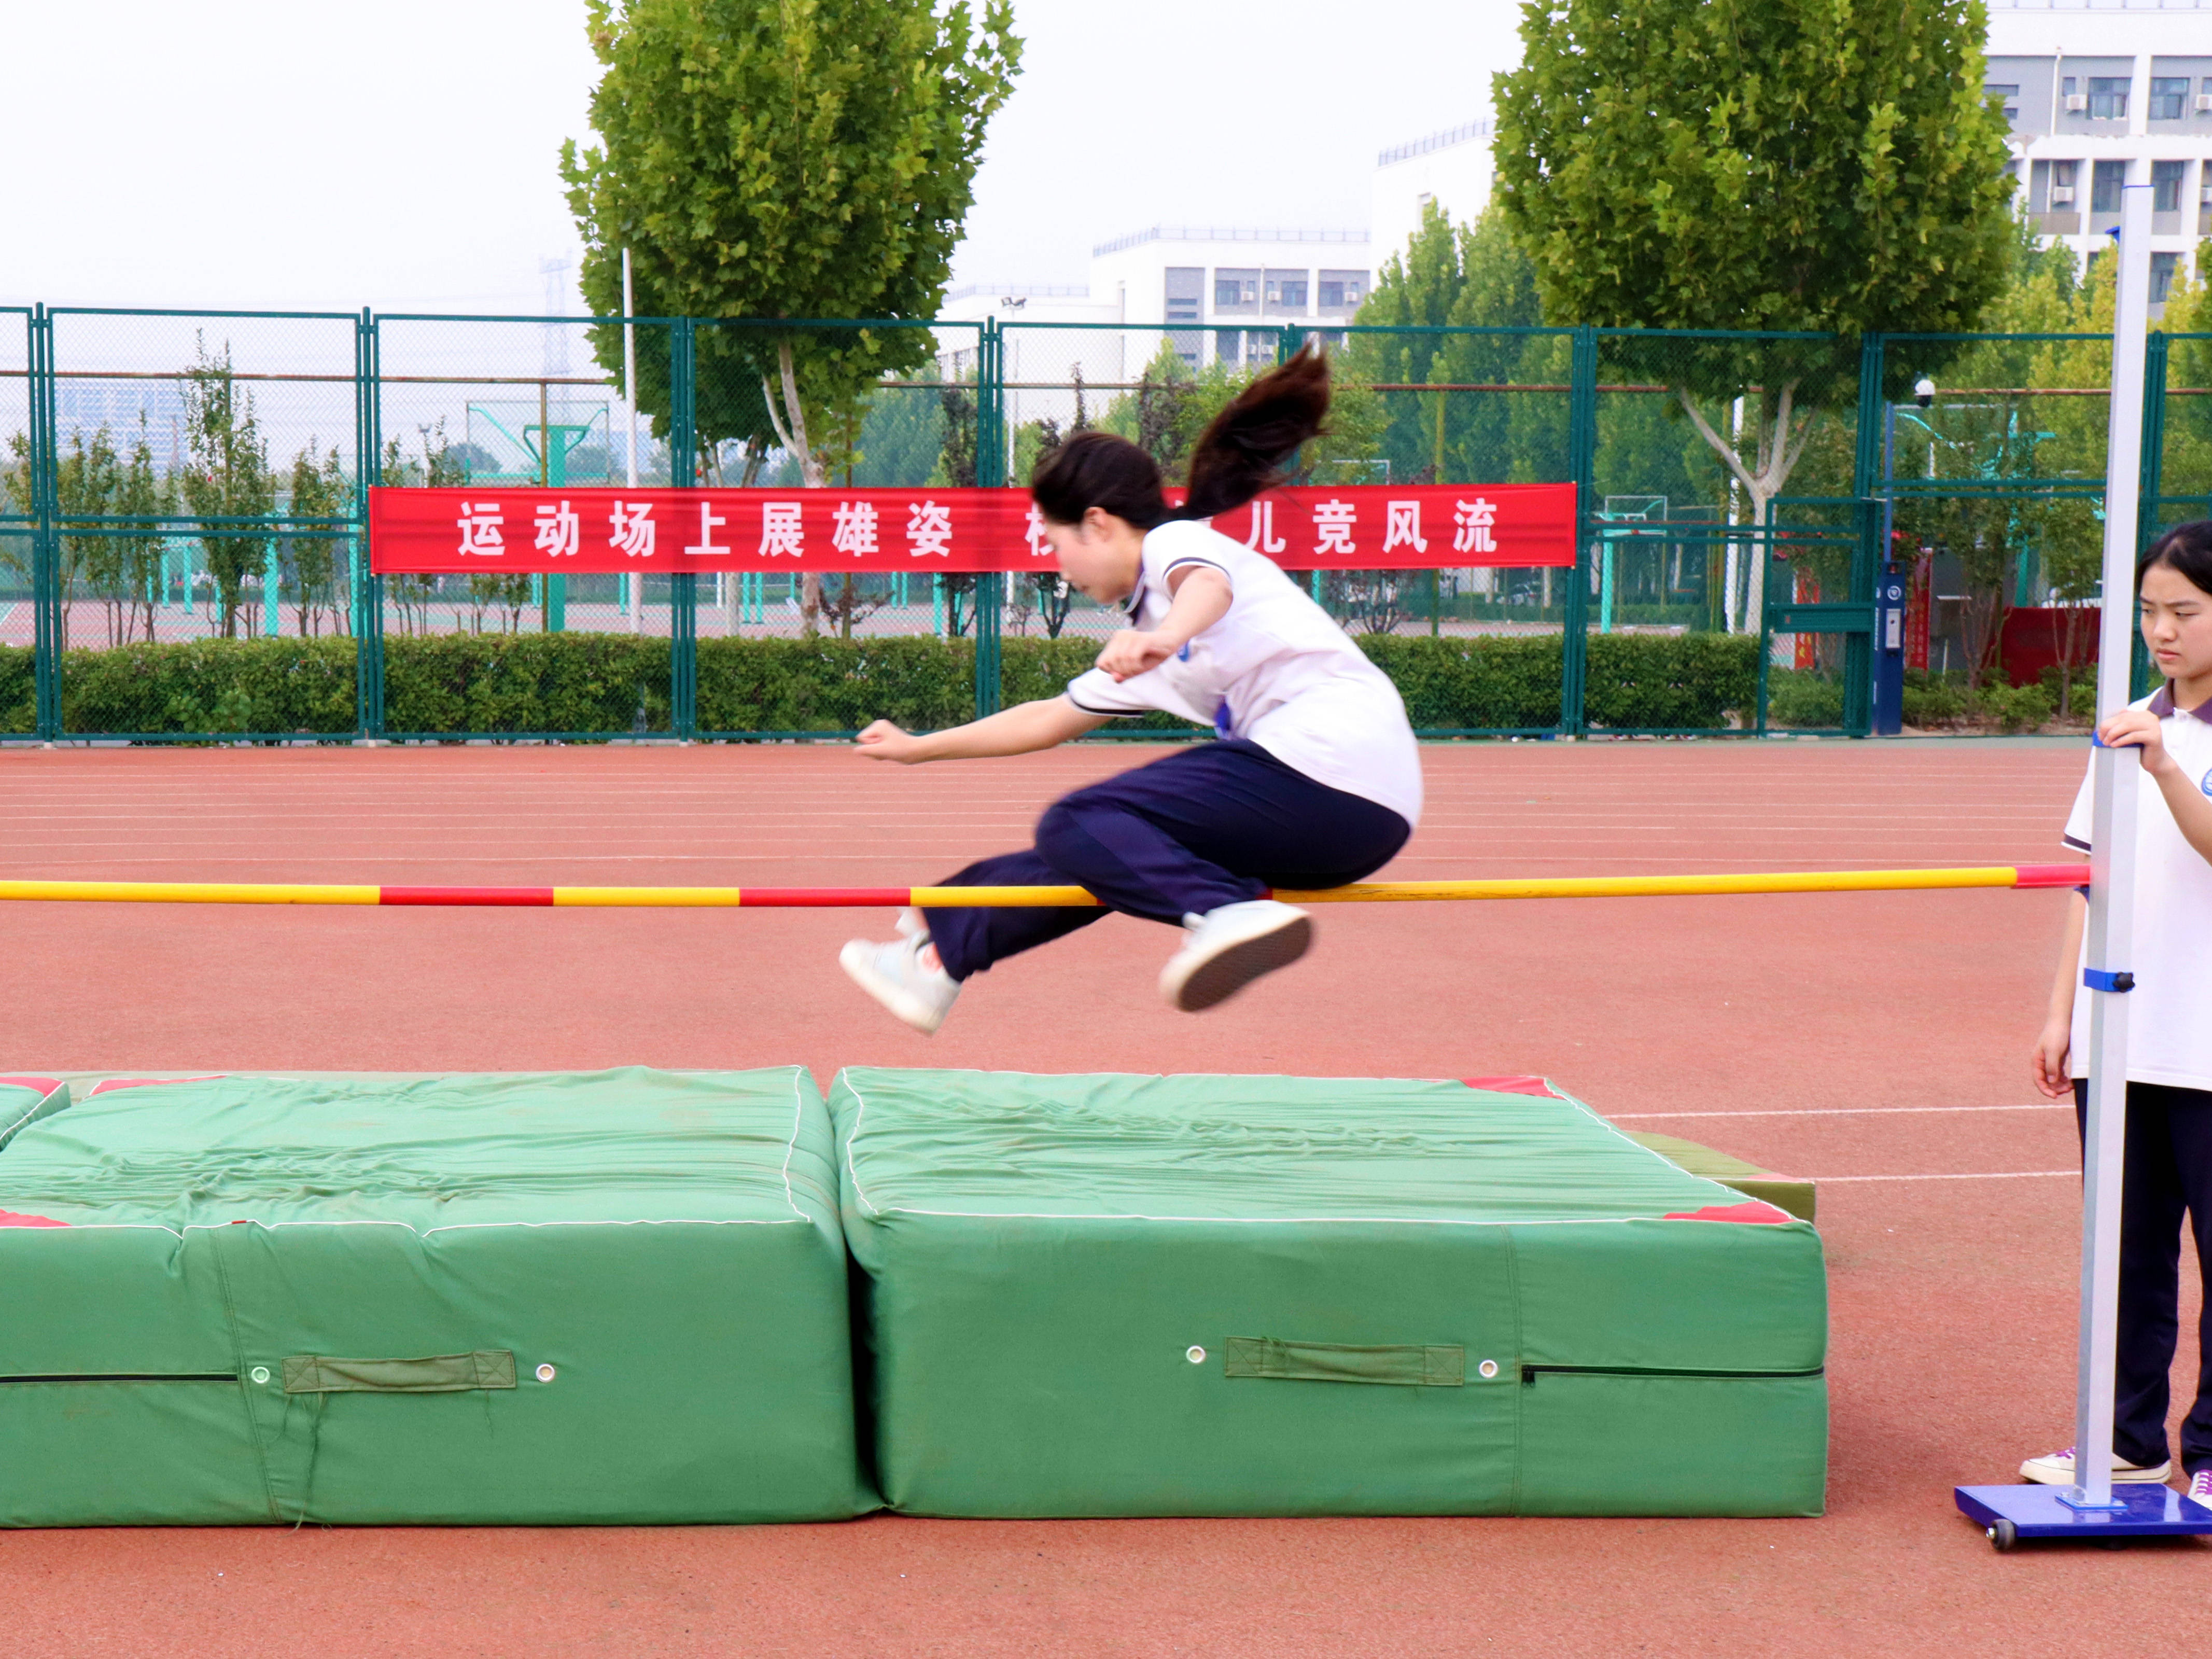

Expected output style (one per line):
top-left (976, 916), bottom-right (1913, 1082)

top-left (1880, 330), bottom-right (2117, 344)
top-left (1592, 326), bottom-right (1840, 342)
top-left (997, 319), bottom-right (1574, 338)
top-left (373, 313), bottom-right (981, 331)
top-left (46, 305), bottom-right (364, 323)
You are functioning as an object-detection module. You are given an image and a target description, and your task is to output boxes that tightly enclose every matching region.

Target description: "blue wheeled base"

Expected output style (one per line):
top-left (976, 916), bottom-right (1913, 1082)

top-left (1957, 1484), bottom-right (2212, 1550)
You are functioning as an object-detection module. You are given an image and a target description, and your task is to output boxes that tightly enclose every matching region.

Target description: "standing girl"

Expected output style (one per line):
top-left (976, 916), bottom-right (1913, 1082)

top-left (2027, 520), bottom-right (2212, 1511)
top-left (838, 347), bottom-right (1421, 1033)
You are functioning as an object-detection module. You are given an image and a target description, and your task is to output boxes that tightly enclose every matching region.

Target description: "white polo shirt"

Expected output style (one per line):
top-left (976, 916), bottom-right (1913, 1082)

top-left (1063, 519), bottom-right (1424, 827)
top-left (2062, 685), bottom-right (2212, 1090)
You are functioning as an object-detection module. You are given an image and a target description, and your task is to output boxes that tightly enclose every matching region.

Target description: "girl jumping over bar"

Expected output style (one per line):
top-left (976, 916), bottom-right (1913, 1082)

top-left (838, 346), bottom-right (1422, 1033)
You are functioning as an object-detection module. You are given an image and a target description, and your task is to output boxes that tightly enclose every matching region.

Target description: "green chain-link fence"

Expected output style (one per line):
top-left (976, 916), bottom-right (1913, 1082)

top-left (0, 306), bottom-right (2194, 744)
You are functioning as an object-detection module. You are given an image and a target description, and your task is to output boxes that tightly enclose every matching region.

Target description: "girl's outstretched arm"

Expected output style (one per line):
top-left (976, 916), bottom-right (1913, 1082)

top-left (855, 696), bottom-right (1109, 764)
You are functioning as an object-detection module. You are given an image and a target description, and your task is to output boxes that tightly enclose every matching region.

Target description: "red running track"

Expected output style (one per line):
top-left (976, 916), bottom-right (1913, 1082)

top-left (0, 736), bottom-right (2199, 1657)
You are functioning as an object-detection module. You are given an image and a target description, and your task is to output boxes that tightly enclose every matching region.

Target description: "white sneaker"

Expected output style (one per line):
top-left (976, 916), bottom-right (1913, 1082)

top-left (2017, 1446), bottom-right (2173, 1486)
top-left (839, 932), bottom-right (959, 1035)
top-left (2186, 1470), bottom-right (2212, 1511)
top-left (1157, 899), bottom-right (1312, 1012)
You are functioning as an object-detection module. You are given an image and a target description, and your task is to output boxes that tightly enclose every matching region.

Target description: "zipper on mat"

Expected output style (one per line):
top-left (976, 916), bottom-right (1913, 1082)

top-left (1521, 1365), bottom-right (1824, 1388)
top-left (0, 1372), bottom-right (237, 1384)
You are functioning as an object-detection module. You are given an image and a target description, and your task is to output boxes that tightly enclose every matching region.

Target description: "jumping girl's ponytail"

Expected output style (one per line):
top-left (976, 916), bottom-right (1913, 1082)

top-left (1030, 344), bottom-right (1332, 529)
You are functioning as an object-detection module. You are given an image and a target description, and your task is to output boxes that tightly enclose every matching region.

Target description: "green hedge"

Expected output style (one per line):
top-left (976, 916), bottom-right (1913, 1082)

top-left (17, 628), bottom-right (1764, 740)
top-left (0, 645), bottom-right (33, 734)
top-left (60, 637), bottom-right (359, 735)
top-left (386, 634), bottom-right (670, 734)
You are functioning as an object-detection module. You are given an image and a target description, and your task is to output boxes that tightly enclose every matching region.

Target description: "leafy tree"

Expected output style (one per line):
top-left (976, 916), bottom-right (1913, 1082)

top-left (105, 420), bottom-right (171, 645)
top-left (180, 339), bottom-right (276, 639)
top-left (283, 442), bottom-right (352, 637)
top-left (52, 425), bottom-right (123, 649)
top-left (561, 0), bottom-right (1020, 503)
top-left (1495, 0), bottom-right (2017, 629)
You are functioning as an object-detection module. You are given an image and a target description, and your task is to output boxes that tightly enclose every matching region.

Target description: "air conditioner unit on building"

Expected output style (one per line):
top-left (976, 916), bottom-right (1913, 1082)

top-left (2065, 93), bottom-right (2088, 112)
top-left (2197, 93), bottom-right (2212, 113)
top-left (2049, 185), bottom-right (2075, 205)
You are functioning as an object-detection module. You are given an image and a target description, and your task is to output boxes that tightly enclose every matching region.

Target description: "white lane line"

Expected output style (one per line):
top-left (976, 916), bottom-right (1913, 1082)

top-left (1808, 1170), bottom-right (2074, 1182)
top-left (1611, 1104), bottom-right (2070, 1120)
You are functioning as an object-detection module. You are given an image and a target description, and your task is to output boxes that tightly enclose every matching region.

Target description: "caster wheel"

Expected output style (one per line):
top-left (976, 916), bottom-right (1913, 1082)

top-left (1989, 1519), bottom-right (2018, 1553)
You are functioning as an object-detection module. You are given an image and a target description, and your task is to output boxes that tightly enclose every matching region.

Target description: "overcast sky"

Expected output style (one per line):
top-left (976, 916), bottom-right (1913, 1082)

top-left (1, 0), bottom-right (1523, 315)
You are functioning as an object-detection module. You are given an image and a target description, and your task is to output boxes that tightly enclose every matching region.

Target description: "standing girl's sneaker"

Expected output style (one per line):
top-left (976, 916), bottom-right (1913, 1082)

top-left (2187, 1470), bottom-right (2212, 1511)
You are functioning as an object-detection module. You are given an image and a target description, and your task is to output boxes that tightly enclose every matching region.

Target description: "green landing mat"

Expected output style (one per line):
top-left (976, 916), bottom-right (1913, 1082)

top-left (831, 1069), bottom-right (1828, 1519)
top-left (0, 1068), bottom-right (870, 1527)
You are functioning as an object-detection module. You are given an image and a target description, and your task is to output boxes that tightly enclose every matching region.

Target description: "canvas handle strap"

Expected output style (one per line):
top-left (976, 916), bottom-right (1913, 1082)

top-left (282, 1350), bottom-right (516, 1395)
top-left (1224, 1336), bottom-right (1464, 1387)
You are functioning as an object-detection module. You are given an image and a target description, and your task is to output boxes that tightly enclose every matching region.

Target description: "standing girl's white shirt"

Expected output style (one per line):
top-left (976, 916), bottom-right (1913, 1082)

top-left (2062, 685), bottom-right (2212, 1093)
top-left (1062, 519), bottom-right (1425, 828)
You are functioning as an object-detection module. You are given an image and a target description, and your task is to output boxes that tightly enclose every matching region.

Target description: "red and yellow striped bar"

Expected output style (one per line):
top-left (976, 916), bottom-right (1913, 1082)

top-left (0, 865), bottom-right (2089, 909)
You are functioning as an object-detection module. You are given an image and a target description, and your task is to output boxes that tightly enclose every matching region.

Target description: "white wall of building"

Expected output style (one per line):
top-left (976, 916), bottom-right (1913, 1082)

top-left (1987, 0), bottom-right (2212, 306)
top-left (1369, 120), bottom-right (1499, 274)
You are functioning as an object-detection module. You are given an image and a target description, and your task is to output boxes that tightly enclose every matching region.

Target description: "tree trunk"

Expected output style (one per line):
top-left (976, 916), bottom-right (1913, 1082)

top-left (1675, 383), bottom-right (1822, 640)
top-left (761, 343), bottom-right (825, 636)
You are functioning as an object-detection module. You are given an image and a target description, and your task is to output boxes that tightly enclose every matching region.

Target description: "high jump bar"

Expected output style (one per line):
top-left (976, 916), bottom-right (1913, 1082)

top-left (0, 865), bottom-right (2089, 909)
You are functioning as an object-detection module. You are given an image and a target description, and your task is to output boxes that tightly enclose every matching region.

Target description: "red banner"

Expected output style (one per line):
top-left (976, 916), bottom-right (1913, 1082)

top-left (368, 483), bottom-right (1577, 575)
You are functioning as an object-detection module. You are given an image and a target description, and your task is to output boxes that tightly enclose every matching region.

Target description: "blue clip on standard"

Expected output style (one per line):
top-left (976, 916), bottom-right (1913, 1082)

top-left (2084, 969), bottom-right (2136, 993)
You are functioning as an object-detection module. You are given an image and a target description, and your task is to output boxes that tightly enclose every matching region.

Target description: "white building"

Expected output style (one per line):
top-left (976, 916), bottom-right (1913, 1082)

top-left (940, 230), bottom-right (1375, 431)
top-left (1369, 119), bottom-right (1499, 276)
top-left (1987, 0), bottom-right (2211, 306)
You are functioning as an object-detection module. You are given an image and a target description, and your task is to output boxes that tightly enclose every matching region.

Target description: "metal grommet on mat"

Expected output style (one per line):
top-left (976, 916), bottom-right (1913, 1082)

top-left (1477, 1359), bottom-right (1499, 1380)
top-left (249, 1366), bottom-right (271, 1386)
top-left (1185, 1346), bottom-right (1206, 1365)
top-left (535, 1363), bottom-right (557, 1383)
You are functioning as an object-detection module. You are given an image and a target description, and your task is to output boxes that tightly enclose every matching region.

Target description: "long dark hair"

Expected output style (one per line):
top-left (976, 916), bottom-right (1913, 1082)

top-left (2138, 520), bottom-right (2212, 596)
top-left (1029, 345), bottom-right (1332, 529)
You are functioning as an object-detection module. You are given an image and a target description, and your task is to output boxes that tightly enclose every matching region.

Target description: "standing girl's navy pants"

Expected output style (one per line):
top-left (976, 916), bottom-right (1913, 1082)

top-left (925, 740), bottom-right (1411, 983)
top-left (2074, 1080), bottom-right (2212, 1475)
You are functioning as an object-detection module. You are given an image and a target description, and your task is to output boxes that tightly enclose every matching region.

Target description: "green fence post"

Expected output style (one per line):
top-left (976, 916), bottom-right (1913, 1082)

top-left (2132, 330), bottom-right (2170, 701)
top-left (973, 319), bottom-right (1004, 719)
top-left (1559, 326), bottom-right (1597, 735)
top-left (355, 310), bottom-right (386, 738)
top-left (670, 317), bottom-right (698, 737)
top-left (1842, 333), bottom-right (1887, 737)
top-left (29, 304), bottom-right (60, 741)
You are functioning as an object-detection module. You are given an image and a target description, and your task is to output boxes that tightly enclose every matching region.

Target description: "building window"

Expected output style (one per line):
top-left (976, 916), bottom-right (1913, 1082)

top-left (1213, 269), bottom-right (1258, 310)
top-left (1985, 83), bottom-right (2020, 123)
top-left (1165, 266), bottom-right (1203, 329)
top-left (2091, 160), bottom-right (2128, 214)
top-left (1266, 275), bottom-right (1308, 309)
top-left (2050, 159), bottom-right (2079, 204)
top-left (2087, 77), bottom-right (2129, 121)
top-left (2153, 160), bottom-right (2187, 214)
top-left (2149, 77), bottom-right (2191, 121)
top-left (1318, 270), bottom-right (1367, 311)
top-left (2151, 252), bottom-right (2179, 305)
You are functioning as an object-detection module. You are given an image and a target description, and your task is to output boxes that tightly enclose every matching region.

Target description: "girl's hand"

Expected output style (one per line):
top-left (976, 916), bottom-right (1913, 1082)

top-left (855, 720), bottom-right (925, 763)
top-left (2031, 1014), bottom-right (2075, 1100)
top-left (2097, 707), bottom-right (2172, 777)
top-left (1096, 629), bottom-right (1176, 682)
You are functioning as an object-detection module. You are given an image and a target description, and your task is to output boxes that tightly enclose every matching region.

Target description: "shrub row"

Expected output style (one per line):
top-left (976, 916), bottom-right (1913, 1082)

top-left (5, 629), bottom-right (1765, 740)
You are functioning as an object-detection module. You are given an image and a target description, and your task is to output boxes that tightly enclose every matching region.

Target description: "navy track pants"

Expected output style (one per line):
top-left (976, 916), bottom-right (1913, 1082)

top-left (2074, 1079), bottom-right (2212, 1474)
top-left (925, 739), bottom-right (1411, 983)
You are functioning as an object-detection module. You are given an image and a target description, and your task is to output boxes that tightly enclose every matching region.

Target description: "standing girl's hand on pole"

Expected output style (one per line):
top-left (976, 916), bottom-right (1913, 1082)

top-left (2097, 708), bottom-right (2171, 776)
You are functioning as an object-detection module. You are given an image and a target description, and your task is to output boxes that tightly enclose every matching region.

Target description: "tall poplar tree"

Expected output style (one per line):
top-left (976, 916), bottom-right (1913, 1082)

top-left (1495, 0), bottom-right (2017, 627)
top-left (561, 0), bottom-right (1020, 484)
